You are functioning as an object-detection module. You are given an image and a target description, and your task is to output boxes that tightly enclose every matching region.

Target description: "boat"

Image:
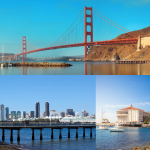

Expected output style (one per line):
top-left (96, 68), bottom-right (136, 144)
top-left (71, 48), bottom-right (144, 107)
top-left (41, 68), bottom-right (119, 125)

top-left (1, 45), bottom-right (6, 68)
top-left (109, 128), bottom-right (124, 132)
top-left (97, 125), bottom-right (108, 130)
top-left (8, 54), bottom-right (12, 67)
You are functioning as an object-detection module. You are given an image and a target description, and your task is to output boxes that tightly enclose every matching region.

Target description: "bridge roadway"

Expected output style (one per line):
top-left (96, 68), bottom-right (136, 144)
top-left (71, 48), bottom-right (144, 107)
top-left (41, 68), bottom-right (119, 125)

top-left (0, 123), bottom-right (96, 141)
top-left (12, 38), bottom-right (138, 59)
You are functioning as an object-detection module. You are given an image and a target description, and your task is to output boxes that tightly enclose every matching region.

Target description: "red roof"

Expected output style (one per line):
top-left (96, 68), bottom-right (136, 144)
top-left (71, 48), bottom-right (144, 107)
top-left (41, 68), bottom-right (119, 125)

top-left (118, 104), bottom-right (143, 111)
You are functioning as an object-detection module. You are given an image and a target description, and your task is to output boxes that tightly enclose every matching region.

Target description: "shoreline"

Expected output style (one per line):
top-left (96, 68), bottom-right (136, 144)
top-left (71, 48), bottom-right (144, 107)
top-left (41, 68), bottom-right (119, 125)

top-left (0, 141), bottom-right (24, 150)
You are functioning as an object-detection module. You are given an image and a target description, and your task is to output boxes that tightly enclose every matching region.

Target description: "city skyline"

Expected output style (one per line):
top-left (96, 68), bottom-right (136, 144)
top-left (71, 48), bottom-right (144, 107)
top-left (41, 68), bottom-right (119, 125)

top-left (1, 0), bottom-right (150, 58)
top-left (0, 76), bottom-right (95, 116)
top-left (96, 76), bottom-right (150, 123)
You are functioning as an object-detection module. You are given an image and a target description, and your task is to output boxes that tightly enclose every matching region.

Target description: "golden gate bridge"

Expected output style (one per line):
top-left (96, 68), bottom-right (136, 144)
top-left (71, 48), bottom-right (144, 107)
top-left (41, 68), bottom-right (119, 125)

top-left (11, 6), bottom-right (139, 61)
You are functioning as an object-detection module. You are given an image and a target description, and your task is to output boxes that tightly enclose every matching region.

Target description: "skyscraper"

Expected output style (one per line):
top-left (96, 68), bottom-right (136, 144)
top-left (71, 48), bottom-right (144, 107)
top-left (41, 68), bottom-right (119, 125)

top-left (45, 101), bottom-right (49, 117)
top-left (16, 111), bottom-right (21, 119)
top-left (30, 111), bottom-right (34, 118)
top-left (60, 111), bottom-right (65, 118)
top-left (11, 111), bottom-right (16, 119)
top-left (22, 111), bottom-right (26, 118)
top-left (66, 109), bottom-right (75, 116)
top-left (35, 102), bottom-right (40, 118)
top-left (0, 104), bottom-right (5, 121)
top-left (6, 107), bottom-right (9, 119)
top-left (82, 110), bottom-right (89, 117)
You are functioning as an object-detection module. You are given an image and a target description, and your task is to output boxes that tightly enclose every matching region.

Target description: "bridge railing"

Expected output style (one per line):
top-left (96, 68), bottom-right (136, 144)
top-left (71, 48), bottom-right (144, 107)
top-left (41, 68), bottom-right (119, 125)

top-left (0, 121), bottom-right (96, 127)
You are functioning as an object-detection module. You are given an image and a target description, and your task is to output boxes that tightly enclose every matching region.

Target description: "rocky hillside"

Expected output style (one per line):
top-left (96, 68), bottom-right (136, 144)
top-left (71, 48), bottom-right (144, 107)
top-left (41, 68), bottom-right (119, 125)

top-left (86, 26), bottom-right (150, 61)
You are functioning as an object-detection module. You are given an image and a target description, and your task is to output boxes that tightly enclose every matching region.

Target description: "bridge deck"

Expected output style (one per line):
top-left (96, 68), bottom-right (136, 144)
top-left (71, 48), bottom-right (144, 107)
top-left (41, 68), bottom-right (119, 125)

top-left (0, 125), bottom-right (96, 130)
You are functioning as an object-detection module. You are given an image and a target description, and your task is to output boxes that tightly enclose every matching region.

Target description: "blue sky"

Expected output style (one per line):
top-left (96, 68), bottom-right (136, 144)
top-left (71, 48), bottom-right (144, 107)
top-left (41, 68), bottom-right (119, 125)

top-left (96, 76), bottom-right (150, 123)
top-left (0, 0), bottom-right (150, 58)
top-left (0, 75), bottom-right (96, 116)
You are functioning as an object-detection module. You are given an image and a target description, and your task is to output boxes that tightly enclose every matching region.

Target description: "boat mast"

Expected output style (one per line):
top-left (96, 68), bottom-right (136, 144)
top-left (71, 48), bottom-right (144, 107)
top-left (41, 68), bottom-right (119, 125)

top-left (102, 109), bottom-right (103, 123)
top-left (2, 45), bottom-right (4, 63)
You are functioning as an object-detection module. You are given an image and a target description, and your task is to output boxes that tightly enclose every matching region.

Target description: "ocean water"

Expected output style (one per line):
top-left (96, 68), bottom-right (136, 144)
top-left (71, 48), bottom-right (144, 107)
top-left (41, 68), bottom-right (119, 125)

top-left (0, 128), bottom-right (96, 150)
top-left (1, 61), bottom-right (150, 75)
top-left (96, 127), bottom-right (150, 150)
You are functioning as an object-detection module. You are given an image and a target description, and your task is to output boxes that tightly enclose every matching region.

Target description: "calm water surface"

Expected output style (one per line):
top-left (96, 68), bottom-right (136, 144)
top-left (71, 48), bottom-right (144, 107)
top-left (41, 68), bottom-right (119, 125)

top-left (96, 127), bottom-right (150, 149)
top-left (1, 61), bottom-right (150, 75)
top-left (0, 128), bottom-right (96, 150)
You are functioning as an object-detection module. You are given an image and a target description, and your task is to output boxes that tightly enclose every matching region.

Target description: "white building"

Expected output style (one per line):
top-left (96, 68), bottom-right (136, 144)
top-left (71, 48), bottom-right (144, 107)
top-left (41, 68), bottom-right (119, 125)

top-left (117, 104), bottom-right (150, 124)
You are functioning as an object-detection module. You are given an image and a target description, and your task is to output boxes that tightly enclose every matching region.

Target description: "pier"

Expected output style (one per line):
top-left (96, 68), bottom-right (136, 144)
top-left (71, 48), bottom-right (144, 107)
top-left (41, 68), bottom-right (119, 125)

top-left (0, 122), bottom-right (96, 141)
top-left (114, 60), bottom-right (148, 64)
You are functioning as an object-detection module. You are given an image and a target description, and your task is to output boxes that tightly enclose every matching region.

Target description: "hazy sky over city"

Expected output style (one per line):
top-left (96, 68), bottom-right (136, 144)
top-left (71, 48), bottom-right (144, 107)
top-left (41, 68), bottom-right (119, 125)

top-left (96, 76), bottom-right (150, 123)
top-left (0, 0), bottom-right (150, 58)
top-left (0, 75), bottom-right (96, 116)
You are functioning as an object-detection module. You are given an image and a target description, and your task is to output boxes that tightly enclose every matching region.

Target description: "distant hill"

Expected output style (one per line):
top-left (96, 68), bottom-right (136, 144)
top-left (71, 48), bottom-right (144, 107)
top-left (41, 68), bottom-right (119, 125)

top-left (86, 26), bottom-right (150, 61)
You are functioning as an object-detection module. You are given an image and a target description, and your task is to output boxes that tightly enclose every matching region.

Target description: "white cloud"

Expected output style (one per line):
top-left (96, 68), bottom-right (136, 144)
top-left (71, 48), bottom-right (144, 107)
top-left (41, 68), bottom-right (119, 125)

top-left (134, 102), bottom-right (150, 106)
top-left (103, 104), bottom-right (129, 108)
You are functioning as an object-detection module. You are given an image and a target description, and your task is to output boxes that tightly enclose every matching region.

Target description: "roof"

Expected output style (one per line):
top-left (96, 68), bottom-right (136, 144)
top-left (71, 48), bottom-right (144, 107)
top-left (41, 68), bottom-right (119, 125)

top-left (118, 104), bottom-right (142, 111)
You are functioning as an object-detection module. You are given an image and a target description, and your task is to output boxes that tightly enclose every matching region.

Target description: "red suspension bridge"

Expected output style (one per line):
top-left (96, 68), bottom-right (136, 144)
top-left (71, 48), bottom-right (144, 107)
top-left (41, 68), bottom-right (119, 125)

top-left (12, 6), bottom-right (139, 61)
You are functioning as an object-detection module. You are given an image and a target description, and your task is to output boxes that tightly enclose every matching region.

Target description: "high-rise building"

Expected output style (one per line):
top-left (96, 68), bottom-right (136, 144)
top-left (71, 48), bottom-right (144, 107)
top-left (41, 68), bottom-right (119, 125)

top-left (35, 102), bottom-right (40, 118)
top-left (22, 111), bottom-right (26, 118)
top-left (66, 109), bottom-right (75, 116)
top-left (0, 104), bottom-right (4, 121)
top-left (6, 107), bottom-right (9, 119)
top-left (82, 110), bottom-right (89, 117)
top-left (45, 101), bottom-right (49, 117)
top-left (60, 111), bottom-right (65, 118)
top-left (16, 111), bottom-right (21, 119)
top-left (51, 110), bottom-right (58, 116)
top-left (0, 104), bottom-right (6, 121)
top-left (11, 111), bottom-right (16, 119)
top-left (30, 111), bottom-right (34, 118)
top-left (91, 114), bottom-right (95, 118)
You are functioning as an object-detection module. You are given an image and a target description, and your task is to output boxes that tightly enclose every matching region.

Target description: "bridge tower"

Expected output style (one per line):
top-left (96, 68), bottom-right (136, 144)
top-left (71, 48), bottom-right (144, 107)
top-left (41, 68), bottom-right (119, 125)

top-left (84, 6), bottom-right (93, 60)
top-left (22, 36), bottom-right (27, 61)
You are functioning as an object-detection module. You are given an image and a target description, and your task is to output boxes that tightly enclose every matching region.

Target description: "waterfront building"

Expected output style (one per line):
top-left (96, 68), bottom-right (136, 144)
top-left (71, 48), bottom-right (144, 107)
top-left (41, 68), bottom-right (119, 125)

top-left (16, 111), bottom-right (21, 119)
top-left (30, 111), bottom-right (34, 118)
top-left (9, 114), bottom-right (11, 119)
top-left (60, 116), bottom-right (96, 123)
top-left (82, 110), bottom-right (89, 117)
top-left (45, 101), bottom-right (49, 117)
top-left (11, 111), bottom-right (16, 119)
top-left (35, 102), bottom-right (40, 118)
top-left (117, 104), bottom-right (150, 124)
top-left (66, 109), bottom-right (75, 116)
top-left (60, 111), bottom-right (65, 118)
top-left (51, 110), bottom-right (58, 116)
top-left (22, 111), bottom-right (26, 118)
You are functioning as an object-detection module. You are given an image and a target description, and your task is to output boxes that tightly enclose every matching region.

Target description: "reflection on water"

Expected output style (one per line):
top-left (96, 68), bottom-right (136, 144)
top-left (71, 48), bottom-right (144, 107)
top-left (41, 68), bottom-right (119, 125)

top-left (96, 127), bottom-right (150, 149)
top-left (1, 61), bottom-right (150, 75)
top-left (0, 128), bottom-right (96, 150)
top-left (88, 63), bottom-right (150, 75)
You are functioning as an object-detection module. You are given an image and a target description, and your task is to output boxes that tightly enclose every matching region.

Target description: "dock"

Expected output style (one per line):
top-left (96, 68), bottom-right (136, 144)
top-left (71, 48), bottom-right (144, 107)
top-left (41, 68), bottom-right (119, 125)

top-left (114, 60), bottom-right (148, 64)
top-left (0, 122), bottom-right (96, 141)
top-left (120, 124), bottom-right (141, 127)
